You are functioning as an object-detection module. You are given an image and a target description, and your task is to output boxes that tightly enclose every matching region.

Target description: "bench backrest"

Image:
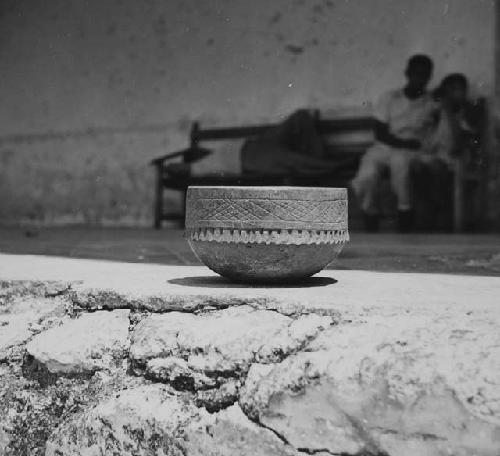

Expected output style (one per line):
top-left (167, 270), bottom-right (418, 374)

top-left (186, 97), bottom-right (488, 164)
top-left (188, 115), bottom-right (376, 162)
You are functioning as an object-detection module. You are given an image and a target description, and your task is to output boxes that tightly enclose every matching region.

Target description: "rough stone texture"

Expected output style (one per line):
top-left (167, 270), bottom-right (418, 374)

top-left (0, 368), bottom-right (148, 456)
top-left (146, 357), bottom-right (218, 389)
top-left (0, 296), bottom-right (68, 361)
top-left (0, 281), bottom-right (71, 300)
top-left (130, 306), bottom-right (332, 372)
top-left (46, 385), bottom-right (300, 456)
top-left (184, 403), bottom-right (301, 456)
top-left (1, 256), bottom-right (500, 455)
top-left (45, 384), bottom-right (203, 455)
top-left (130, 307), bottom-right (332, 412)
top-left (26, 310), bottom-right (130, 375)
top-left (240, 314), bottom-right (500, 455)
top-left (71, 285), bottom-right (331, 318)
top-left (194, 378), bottom-right (242, 412)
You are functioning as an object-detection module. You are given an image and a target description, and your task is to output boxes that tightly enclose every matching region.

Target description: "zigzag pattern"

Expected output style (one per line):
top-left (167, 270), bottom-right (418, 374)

top-left (186, 227), bottom-right (349, 245)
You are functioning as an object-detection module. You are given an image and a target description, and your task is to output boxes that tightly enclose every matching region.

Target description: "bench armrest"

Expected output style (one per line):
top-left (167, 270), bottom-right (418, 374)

top-left (151, 146), bottom-right (213, 166)
top-left (151, 150), bottom-right (186, 166)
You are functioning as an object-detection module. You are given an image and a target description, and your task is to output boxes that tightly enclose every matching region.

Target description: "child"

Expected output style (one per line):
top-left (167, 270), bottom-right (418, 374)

top-left (431, 73), bottom-right (482, 166)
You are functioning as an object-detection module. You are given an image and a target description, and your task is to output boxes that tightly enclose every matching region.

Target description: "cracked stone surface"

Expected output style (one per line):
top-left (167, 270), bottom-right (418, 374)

top-left (240, 314), bottom-right (500, 455)
top-left (0, 280), bottom-right (70, 301)
top-left (146, 357), bottom-right (218, 389)
top-left (0, 255), bottom-right (499, 455)
top-left (45, 385), bottom-right (300, 456)
top-left (130, 306), bottom-right (332, 413)
top-left (70, 285), bottom-right (336, 318)
top-left (25, 309), bottom-right (131, 375)
top-left (130, 306), bottom-right (332, 371)
top-left (0, 296), bottom-right (67, 361)
top-left (0, 364), bottom-right (147, 456)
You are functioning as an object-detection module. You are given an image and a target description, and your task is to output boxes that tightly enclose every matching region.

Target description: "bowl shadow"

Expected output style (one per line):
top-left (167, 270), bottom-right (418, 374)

top-left (168, 275), bottom-right (337, 289)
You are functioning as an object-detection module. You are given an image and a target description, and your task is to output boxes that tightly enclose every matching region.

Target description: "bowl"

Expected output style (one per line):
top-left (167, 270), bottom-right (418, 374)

top-left (185, 186), bottom-right (348, 283)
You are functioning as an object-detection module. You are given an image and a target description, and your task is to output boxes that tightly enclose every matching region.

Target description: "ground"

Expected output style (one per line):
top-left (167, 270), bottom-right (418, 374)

top-left (0, 227), bottom-right (499, 455)
top-left (0, 227), bottom-right (499, 275)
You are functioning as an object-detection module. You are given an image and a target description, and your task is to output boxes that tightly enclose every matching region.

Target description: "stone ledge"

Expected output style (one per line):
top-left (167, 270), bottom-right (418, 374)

top-left (0, 253), bottom-right (499, 455)
top-left (1, 254), bottom-right (499, 318)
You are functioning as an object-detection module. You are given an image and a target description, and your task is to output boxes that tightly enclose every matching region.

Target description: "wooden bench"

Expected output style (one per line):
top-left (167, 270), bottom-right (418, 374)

top-left (151, 108), bottom-right (486, 231)
top-left (151, 114), bottom-right (374, 228)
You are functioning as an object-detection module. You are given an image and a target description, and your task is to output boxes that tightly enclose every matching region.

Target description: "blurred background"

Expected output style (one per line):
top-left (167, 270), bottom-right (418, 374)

top-left (0, 0), bottom-right (498, 230)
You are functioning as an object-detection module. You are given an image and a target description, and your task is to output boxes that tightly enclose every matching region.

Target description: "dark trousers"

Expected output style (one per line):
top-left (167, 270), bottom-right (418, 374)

top-left (413, 160), bottom-right (453, 231)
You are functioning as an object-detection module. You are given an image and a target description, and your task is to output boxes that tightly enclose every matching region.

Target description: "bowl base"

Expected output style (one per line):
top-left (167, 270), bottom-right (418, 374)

top-left (189, 240), bottom-right (344, 284)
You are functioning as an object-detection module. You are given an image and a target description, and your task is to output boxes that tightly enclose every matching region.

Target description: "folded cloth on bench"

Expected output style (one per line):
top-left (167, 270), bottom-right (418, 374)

top-left (241, 109), bottom-right (358, 176)
top-left (241, 139), bottom-right (354, 176)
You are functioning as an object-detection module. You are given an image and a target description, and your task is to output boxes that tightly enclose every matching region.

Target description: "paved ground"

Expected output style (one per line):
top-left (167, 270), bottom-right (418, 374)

top-left (0, 227), bottom-right (499, 276)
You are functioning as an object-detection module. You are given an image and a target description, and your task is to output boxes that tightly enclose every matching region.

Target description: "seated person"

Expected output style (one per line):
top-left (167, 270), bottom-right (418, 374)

top-left (241, 109), bottom-right (342, 175)
top-left (412, 73), bottom-right (483, 230)
top-left (430, 73), bottom-right (482, 164)
top-left (351, 54), bottom-right (439, 232)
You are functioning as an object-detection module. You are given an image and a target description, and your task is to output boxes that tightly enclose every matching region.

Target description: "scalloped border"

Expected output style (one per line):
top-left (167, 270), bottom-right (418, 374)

top-left (186, 227), bottom-right (349, 245)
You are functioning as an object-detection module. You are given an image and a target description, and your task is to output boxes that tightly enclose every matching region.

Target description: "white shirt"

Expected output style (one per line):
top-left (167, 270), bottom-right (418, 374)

top-left (373, 89), bottom-right (438, 143)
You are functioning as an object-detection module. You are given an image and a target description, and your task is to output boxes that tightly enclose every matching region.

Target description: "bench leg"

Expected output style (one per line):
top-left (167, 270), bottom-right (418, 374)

top-left (154, 165), bottom-right (163, 229)
top-left (182, 189), bottom-right (187, 228)
top-left (453, 159), bottom-right (464, 233)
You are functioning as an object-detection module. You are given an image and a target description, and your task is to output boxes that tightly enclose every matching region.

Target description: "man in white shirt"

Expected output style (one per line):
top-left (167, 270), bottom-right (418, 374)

top-left (351, 55), bottom-right (438, 232)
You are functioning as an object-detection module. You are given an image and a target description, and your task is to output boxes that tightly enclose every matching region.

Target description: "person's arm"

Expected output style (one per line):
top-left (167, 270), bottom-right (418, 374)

top-left (462, 100), bottom-right (483, 134)
top-left (447, 100), bottom-right (482, 157)
top-left (372, 91), bottom-right (421, 150)
top-left (374, 120), bottom-right (421, 150)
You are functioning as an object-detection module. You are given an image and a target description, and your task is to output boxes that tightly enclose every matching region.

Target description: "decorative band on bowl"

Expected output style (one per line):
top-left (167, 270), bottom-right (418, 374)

top-left (186, 227), bottom-right (349, 245)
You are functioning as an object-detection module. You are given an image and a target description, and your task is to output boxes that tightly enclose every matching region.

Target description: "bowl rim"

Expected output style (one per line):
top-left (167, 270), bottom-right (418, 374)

top-left (186, 186), bottom-right (347, 200)
top-left (187, 185), bottom-right (346, 191)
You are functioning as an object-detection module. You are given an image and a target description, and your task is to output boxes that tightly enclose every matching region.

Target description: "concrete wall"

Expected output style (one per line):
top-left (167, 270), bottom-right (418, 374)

top-left (0, 0), bottom-right (495, 225)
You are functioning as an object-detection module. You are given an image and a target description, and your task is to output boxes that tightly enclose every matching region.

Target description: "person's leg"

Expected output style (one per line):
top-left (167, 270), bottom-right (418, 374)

top-left (422, 157), bottom-right (453, 231)
top-left (351, 146), bottom-right (388, 230)
top-left (411, 159), bottom-right (435, 231)
top-left (389, 150), bottom-right (416, 232)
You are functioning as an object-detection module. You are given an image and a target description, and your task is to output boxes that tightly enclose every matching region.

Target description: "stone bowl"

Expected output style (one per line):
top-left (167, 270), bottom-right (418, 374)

top-left (185, 186), bottom-right (348, 283)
